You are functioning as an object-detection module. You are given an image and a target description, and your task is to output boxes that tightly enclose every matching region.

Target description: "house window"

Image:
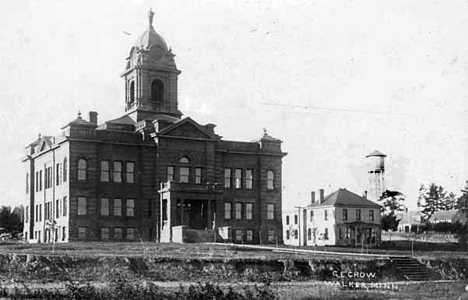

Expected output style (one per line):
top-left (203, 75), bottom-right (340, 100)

top-left (224, 202), bottom-right (232, 219)
top-left (308, 228), bottom-right (312, 240)
top-left (286, 230), bottom-right (290, 240)
top-left (151, 79), bottom-right (164, 102)
top-left (127, 228), bottom-right (135, 240)
top-left (224, 169), bottom-right (231, 188)
top-left (62, 227), bottom-right (66, 241)
top-left (56, 199), bottom-right (60, 218)
top-left (101, 160), bottom-right (110, 182)
top-left (39, 204), bottom-right (42, 221)
top-left (294, 230), bottom-right (298, 239)
top-left (286, 215), bottom-right (290, 225)
top-left (343, 209), bottom-right (348, 220)
top-left (267, 204), bottom-right (275, 220)
top-left (235, 203), bottom-right (242, 219)
top-left (56, 164), bottom-right (60, 186)
top-left (39, 170), bottom-right (42, 190)
top-left (235, 229), bottom-right (243, 241)
top-left (179, 157), bottom-right (189, 163)
top-left (246, 203), bottom-right (253, 220)
top-left (114, 227), bottom-right (123, 239)
top-left (339, 227), bottom-right (343, 239)
top-left (268, 230), bottom-right (275, 242)
top-left (369, 210), bottom-right (374, 221)
top-left (77, 159), bottom-right (87, 181)
top-left (310, 210), bottom-right (314, 222)
top-left (267, 171), bottom-right (274, 190)
top-left (294, 214), bottom-right (298, 225)
top-left (324, 228), bottom-right (329, 240)
top-left (356, 209), bottom-right (361, 221)
top-left (101, 198), bottom-right (109, 216)
top-left (126, 162), bottom-right (135, 183)
top-left (179, 167), bottom-right (189, 183)
top-left (77, 197), bottom-right (87, 215)
top-left (346, 228), bottom-right (351, 239)
top-left (245, 169), bottom-right (253, 189)
top-left (246, 230), bottom-right (253, 242)
top-left (63, 157), bottom-right (68, 182)
top-left (126, 199), bottom-right (135, 217)
top-left (195, 168), bottom-right (202, 184)
top-left (78, 227), bottom-right (87, 239)
top-left (101, 228), bottom-right (110, 240)
top-left (63, 197), bottom-right (67, 217)
top-left (167, 166), bottom-right (174, 182)
top-left (234, 169), bottom-right (242, 189)
top-left (324, 210), bottom-right (328, 220)
top-left (113, 161), bottom-right (122, 183)
top-left (114, 199), bottom-right (122, 216)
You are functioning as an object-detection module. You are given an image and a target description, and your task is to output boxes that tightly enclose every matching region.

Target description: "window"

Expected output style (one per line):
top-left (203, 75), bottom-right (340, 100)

top-left (56, 199), bottom-right (60, 218)
top-left (63, 197), bottom-right (67, 217)
top-left (126, 162), bottom-right (135, 183)
top-left (308, 228), bottom-right (312, 240)
top-left (339, 227), bottom-right (343, 239)
top-left (151, 79), bottom-right (164, 102)
top-left (195, 168), bottom-right (202, 184)
top-left (101, 198), bottom-right (109, 216)
top-left (343, 209), bottom-right (348, 220)
top-left (126, 199), bottom-right (135, 217)
top-left (267, 170), bottom-right (274, 190)
top-left (39, 170), bottom-right (42, 191)
top-left (224, 169), bottom-right (231, 188)
top-left (234, 169), bottom-right (242, 189)
top-left (324, 210), bottom-right (328, 221)
top-left (224, 202), bottom-right (232, 219)
top-left (286, 230), bottom-right (290, 240)
top-left (35, 172), bottom-right (38, 192)
top-left (246, 203), bottom-right (253, 220)
top-left (25, 206), bottom-right (29, 223)
top-left (101, 161), bottom-right (110, 182)
top-left (78, 227), bottom-right (87, 239)
top-left (246, 230), bottom-right (253, 242)
top-left (78, 159), bottom-right (87, 181)
top-left (127, 228), bottom-right (135, 240)
top-left (310, 210), bottom-right (314, 222)
top-left (268, 230), bottom-right (275, 242)
top-left (235, 229), bottom-right (243, 241)
top-left (294, 230), bottom-right (298, 239)
top-left (35, 205), bottom-right (38, 222)
top-left (346, 228), bottom-right (351, 239)
top-left (114, 227), bottom-right (123, 239)
top-left (179, 157), bottom-right (189, 163)
top-left (62, 227), bottom-right (66, 241)
top-left (267, 204), bottom-right (274, 220)
top-left (167, 166), bottom-right (174, 182)
top-left (78, 197), bottom-right (87, 215)
top-left (56, 163), bottom-right (60, 186)
top-left (369, 210), bottom-right (374, 221)
top-left (356, 209), bottom-right (361, 221)
top-left (324, 228), bottom-right (329, 240)
top-left (286, 215), bottom-right (290, 225)
top-left (235, 203), bottom-right (242, 219)
top-left (245, 169), bottom-right (253, 189)
top-left (179, 167), bottom-right (189, 183)
top-left (63, 157), bottom-right (68, 182)
top-left (294, 214), bottom-right (298, 225)
top-left (129, 81), bottom-right (135, 104)
top-left (39, 204), bottom-right (42, 221)
top-left (113, 161), bottom-right (122, 183)
top-left (101, 228), bottom-right (110, 240)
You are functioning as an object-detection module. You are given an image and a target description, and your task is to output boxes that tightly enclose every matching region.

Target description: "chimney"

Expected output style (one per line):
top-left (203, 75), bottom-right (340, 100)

top-left (311, 191), bottom-right (316, 204)
top-left (319, 189), bottom-right (324, 203)
top-left (363, 191), bottom-right (367, 199)
top-left (89, 111), bottom-right (98, 125)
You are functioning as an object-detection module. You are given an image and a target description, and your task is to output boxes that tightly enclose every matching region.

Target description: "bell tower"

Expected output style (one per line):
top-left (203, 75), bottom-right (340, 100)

top-left (121, 9), bottom-right (182, 121)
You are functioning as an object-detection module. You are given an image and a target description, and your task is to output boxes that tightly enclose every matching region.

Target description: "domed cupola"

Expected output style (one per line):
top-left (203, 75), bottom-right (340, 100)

top-left (121, 9), bottom-right (182, 121)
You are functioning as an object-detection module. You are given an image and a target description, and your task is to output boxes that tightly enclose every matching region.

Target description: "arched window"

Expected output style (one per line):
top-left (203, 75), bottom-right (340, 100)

top-left (151, 79), bottom-right (164, 102)
top-left (179, 157), bottom-right (189, 163)
top-left (78, 159), bottom-right (87, 181)
top-left (267, 170), bottom-right (274, 190)
top-left (63, 157), bottom-right (68, 182)
top-left (129, 81), bottom-right (135, 104)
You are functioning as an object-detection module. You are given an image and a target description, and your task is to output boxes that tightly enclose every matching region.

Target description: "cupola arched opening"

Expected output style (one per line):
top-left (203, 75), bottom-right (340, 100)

top-left (129, 81), bottom-right (135, 104)
top-left (151, 79), bottom-right (164, 102)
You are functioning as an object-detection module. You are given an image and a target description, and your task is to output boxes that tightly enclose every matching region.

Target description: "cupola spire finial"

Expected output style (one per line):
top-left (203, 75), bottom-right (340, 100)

top-left (148, 8), bottom-right (154, 27)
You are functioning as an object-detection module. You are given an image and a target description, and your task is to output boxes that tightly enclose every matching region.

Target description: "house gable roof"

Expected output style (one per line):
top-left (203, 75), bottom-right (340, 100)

top-left (306, 188), bottom-right (381, 208)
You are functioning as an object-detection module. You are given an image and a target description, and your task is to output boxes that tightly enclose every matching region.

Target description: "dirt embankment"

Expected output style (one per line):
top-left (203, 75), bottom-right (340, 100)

top-left (0, 253), bottom-right (466, 284)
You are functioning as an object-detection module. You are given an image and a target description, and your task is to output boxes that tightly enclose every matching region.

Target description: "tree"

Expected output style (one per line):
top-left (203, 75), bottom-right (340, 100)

top-left (418, 183), bottom-right (447, 221)
top-left (378, 190), bottom-right (405, 232)
top-left (444, 192), bottom-right (458, 210)
top-left (0, 206), bottom-right (23, 236)
top-left (456, 181), bottom-right (468, 211)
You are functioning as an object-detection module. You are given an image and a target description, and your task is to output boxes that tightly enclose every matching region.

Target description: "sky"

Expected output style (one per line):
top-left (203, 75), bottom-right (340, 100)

top-left (0, 0), bottom-right (467, 210)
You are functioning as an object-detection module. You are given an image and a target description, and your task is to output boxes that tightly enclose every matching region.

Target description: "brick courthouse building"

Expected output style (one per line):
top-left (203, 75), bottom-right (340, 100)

top-left (22, 10), bottom-right (287, 244)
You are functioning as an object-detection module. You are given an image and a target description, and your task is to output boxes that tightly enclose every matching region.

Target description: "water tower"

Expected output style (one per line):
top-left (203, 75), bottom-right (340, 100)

top-left (366, 150), bottom-right (386, 202)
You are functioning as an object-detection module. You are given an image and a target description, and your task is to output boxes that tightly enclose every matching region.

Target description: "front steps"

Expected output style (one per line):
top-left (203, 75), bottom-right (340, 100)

top-left (390, 256), bottom-right (431, 281)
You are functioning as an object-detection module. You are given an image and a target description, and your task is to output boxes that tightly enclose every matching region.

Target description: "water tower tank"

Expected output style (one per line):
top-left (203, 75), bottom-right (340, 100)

top-left (366, 150), bottom-right (386, 172)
